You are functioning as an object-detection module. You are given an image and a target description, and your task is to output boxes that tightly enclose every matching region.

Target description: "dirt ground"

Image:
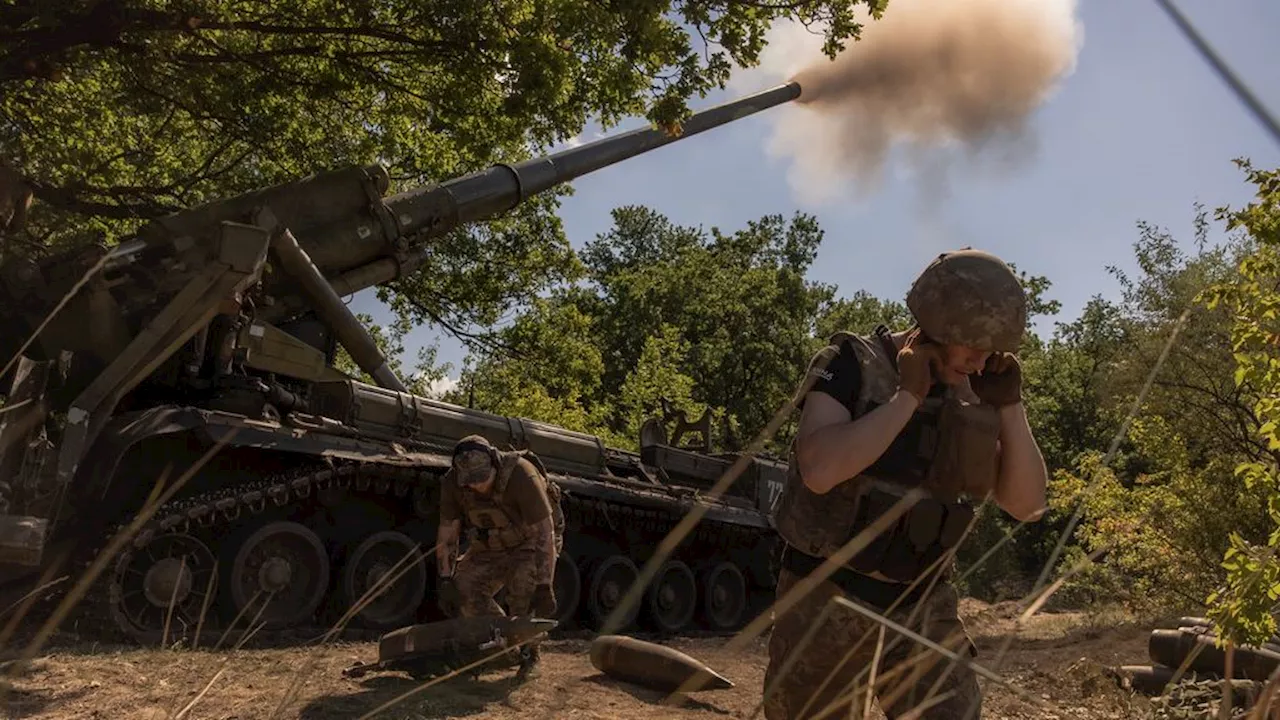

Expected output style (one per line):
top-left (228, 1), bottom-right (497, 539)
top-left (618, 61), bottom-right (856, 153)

top-left (0, 599), bottom-right (1167, 720)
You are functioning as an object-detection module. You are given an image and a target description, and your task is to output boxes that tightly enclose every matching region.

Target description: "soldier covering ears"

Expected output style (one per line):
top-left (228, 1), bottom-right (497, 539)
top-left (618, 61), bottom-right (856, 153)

top-left (764, 248), bottom-right (1049, 720)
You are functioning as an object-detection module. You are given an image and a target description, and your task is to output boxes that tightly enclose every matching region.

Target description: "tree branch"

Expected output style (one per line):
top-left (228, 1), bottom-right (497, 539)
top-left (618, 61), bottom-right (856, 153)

top-left (395, 292), bottom-right (527, 361)
top-left (25, 180), bottom-right (176, 220)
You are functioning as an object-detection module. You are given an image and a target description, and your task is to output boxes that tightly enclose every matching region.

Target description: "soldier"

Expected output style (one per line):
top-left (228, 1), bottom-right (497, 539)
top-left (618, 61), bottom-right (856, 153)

top-left (764, 248), bottom-right (1048, 720)
top-left (434, 434), bottom-right (563, 674)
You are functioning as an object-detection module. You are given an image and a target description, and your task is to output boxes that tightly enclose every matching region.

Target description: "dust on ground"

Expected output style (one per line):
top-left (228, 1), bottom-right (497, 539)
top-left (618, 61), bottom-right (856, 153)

top-left (0, 599), bottom-right (1162, 720)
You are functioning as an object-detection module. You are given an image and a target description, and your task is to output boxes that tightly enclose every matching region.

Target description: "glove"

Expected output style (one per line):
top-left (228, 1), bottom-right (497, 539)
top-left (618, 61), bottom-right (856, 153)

top-left (969, 352), bottom-right (1022, 407)
top-left (532, 583), bottom-right (556, 618)
top-left (896, 331), bottom-right (939, 403)
top-left (437, 576), bottom-right (460, 617)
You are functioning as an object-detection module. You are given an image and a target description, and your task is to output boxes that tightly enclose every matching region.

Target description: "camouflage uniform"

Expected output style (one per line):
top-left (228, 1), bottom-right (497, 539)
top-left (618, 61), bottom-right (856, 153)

top-left (765, 566), bottom-right (979, 720)
top-left (440, 435), bottom-right (564, 626)
top-left (765, 249), bottom-right (1028, 720)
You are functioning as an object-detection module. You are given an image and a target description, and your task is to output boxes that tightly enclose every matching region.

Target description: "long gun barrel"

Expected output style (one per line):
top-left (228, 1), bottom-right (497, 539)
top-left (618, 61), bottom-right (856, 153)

top-left (0, 80), bottom-right (803, 578)
top-left (117, 82), bottom-right (802, 324)
top-left (0, 80), bottom-right (801, 498)
top-left (289, 80), bottom-right (801, 316)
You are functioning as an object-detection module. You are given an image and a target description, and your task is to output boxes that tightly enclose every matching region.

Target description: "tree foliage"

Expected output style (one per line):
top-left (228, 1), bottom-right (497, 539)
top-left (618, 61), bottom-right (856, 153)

top-left (1, 0), bottom-right (887, 349)
top-left (1197, 160), bottom-right (1280, 646)
top-left (446, 205), bottom-right (838, 453)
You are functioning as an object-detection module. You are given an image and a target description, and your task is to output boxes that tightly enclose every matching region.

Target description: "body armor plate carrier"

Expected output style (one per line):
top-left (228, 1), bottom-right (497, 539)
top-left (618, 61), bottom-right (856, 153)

top-left (772, 327), bottom-right (1000, 585)
top-left (458, 449), bottom-right (565, 554)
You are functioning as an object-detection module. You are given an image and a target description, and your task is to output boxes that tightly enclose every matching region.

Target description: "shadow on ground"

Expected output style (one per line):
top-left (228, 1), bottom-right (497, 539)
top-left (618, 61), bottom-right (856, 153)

top-left (581, 673), bottom-right (733, 715)
top-left (0, 684), bottom-right (90, 719)
top-left (971, 620), bottom-right (1152, 657)
top-left (297, 673), bottom-right (518, 720)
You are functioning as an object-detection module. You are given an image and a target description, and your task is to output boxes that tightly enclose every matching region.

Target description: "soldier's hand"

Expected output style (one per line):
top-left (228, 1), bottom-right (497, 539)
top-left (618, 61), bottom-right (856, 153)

top-left (970, 352), bottom-right (1022, 407)
top-left (897, 331), bottom-right (939, 403)
top-left (437, 576), bottom-right (460, 617)
top-left (532, 583), bottom-right (556, 618)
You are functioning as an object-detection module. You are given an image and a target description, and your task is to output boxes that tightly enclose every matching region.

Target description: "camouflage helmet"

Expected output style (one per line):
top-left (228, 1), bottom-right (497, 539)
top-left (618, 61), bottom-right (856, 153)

top-left (452, 434), bottom-right (500, 486)
top-left (905, 248), bottom-right (1027, 353)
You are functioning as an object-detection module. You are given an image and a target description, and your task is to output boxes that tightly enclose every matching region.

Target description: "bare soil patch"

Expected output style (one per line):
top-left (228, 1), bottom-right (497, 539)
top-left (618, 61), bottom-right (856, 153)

top-left (0, 600), bottom-right (1163, 719)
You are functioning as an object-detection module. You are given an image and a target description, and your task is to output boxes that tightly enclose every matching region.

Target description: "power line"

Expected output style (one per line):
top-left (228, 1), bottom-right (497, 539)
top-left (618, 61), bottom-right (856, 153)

top-left (1152, 0), bottom-right (1280, 148)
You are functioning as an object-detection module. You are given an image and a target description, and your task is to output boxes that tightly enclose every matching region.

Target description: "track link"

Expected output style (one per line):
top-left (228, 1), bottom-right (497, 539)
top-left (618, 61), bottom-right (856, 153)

top-left (100, 460), bottom-right (431, 646)
top-left (52, 463), bottom-right (770, 647)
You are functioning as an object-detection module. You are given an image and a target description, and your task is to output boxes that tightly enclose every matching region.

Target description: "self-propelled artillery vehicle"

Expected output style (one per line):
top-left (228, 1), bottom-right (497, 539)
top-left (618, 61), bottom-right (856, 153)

top-left (0, 83), bottom-right (803, 645)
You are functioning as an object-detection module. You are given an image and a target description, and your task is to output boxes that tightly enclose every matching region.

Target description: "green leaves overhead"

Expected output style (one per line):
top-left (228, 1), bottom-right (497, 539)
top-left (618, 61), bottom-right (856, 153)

top-left (2, 0), bottom-right (885, 343)
top-left (3, 0), bottom-right (883, 245)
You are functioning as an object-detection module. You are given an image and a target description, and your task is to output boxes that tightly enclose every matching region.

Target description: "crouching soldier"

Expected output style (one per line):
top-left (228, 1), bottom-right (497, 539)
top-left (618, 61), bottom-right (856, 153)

top-left (435, 435), bottom-right (564, 675)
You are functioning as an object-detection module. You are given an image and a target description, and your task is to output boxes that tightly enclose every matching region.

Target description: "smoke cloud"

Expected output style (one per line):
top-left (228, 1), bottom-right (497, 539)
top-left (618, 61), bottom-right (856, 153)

top-left (733, 0), bottom-right (1084, 206)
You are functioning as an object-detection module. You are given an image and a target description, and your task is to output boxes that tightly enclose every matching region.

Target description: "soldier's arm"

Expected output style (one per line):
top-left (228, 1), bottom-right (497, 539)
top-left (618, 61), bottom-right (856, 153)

top-left (436, 474), bottom-right (462, 576)
top-left (992, 403), bottom-right (1048, 522)
top-left (510, 462), bottom-right (556, 585)
top-left (796, 393), bottom-right (918, 495)
top-left (530, 516), bottom-right (556, 586)
top-left (436, 519), bottom-right (461, 576)
top-left (794, 342), bottom-right (918, 495)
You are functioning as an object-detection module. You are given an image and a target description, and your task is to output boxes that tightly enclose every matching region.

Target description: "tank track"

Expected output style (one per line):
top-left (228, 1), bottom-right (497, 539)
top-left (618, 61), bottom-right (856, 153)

top-left (559, 482), bottom-right (774, 634)
top-left (94, 459), bottom-right (425, 647)
top-left (63, 458), bottom-right (770, 647)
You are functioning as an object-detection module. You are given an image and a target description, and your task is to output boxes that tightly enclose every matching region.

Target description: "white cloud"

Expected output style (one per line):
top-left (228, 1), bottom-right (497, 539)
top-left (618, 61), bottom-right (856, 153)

top-left (426, 375), bottom-right (460, 399)
top-left (548, 133), bottom-right (587, 154)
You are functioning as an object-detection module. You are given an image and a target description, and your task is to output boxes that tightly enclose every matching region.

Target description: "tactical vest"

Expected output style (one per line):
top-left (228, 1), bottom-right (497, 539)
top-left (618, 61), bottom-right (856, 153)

top-left (458, 449), bottom-right (566, 554)
top-left (772, 327), bottom-right (1001, 584)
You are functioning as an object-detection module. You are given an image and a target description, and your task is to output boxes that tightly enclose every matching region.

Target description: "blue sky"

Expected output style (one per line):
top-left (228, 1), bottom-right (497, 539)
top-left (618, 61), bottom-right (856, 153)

top-left (350, 0), bottom-right (1280, 394)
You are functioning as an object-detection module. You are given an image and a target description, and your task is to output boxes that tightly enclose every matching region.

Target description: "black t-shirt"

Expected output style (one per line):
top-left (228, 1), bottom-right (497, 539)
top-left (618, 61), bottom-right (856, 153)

top-left (802, 332), bottom-right (938, 481)
top-left (806, 338), bottom-right (864, 416)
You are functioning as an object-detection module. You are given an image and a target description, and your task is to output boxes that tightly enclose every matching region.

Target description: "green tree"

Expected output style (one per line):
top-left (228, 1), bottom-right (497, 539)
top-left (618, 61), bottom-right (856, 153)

top-left (1, 0), bottom-right (887, 348)
top-left (814, 290), bottom-right (912, 340)
top-left (1034, 204), bottom-right (1270, 613)
top-left (1199, 160), bottom-right (1280, 646)
top-left (449, 206), bottom-right (838, 453)
top-left (614, 324), bottom-right (709, 448)
top-left (1021, 296), bottom-right (1127, 473)
top-left (442, 290), bottom-right (612, 437)
top-left (580, 206), bottom-right (835, 449)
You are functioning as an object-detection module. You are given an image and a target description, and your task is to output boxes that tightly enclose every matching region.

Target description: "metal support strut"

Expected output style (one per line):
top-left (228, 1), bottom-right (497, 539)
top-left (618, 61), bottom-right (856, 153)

top-left (259, 209), bottom-right (408, 393)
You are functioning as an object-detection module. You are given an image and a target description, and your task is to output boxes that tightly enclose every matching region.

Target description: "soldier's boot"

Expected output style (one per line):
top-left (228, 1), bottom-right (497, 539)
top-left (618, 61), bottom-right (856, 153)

top-left (514, 644), bottom-right (541, 682)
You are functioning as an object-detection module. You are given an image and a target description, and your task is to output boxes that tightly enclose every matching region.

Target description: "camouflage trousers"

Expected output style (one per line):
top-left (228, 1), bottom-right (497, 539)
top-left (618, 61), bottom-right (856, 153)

top-left (763, 567), bottom-right (981, 720)
top-left (455, 546), bottom-right (540, 620)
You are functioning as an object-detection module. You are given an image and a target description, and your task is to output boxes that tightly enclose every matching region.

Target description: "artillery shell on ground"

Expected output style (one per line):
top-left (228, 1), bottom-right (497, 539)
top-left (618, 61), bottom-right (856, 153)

top-left (344, 615), bottom-right (557, 680)
top-left (589, 634), bottom-right (734, 693)
top-left (1111, 664), bottom-right (1178, 695)
top-left (1148, 628), bottom-right (1280, 680)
